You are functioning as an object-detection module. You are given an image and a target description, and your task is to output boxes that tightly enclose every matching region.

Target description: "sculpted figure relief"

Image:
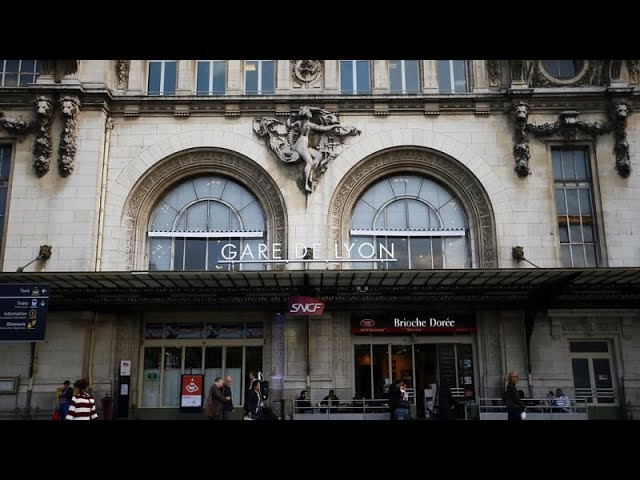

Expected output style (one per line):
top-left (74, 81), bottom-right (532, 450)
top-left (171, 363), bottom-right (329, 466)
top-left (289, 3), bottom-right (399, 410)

top-left (253, 106), bottom-right (360, 194)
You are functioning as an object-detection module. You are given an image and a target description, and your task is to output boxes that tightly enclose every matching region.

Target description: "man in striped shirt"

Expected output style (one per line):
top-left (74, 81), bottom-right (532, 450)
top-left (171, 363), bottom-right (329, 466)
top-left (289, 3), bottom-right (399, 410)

top-left (65, 378), bottom-right (98, 420)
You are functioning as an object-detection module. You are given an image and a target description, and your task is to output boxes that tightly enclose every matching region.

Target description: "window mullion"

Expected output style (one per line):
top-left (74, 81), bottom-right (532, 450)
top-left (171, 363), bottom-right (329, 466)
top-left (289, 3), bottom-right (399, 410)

top-left (159, 61), bottom-right (165, 95)
top-left (449, 60), bottom-right (455, 92)
top-left (401, 60), bottom-right (406, 93)
top-left (257, 61), bottom-right (262, 93)
top-left (209, 61), bottom-right (214, 94)
top-left (352, 60), bottom-right (357, 93)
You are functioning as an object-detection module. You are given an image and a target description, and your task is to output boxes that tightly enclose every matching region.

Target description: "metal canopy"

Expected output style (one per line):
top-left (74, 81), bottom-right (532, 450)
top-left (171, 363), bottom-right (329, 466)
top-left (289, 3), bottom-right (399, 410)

top-left (0, 267), bottom-right (638, 310)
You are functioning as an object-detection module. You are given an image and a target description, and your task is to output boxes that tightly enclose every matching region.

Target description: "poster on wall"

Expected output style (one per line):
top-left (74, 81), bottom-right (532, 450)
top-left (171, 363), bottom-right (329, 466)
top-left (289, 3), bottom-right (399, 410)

top-left (180, 374), bottom-right (205, 411)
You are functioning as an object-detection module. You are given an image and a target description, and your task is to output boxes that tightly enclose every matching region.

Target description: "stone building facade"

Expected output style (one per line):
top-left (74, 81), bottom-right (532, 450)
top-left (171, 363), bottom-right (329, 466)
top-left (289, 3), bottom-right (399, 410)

top-left (0, 59), bottom-right (638, 419)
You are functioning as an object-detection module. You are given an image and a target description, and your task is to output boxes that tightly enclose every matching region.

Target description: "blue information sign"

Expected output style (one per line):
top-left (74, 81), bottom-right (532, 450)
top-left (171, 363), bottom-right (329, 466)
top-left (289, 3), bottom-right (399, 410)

top-left (0, 285), bottom-right (49, 341)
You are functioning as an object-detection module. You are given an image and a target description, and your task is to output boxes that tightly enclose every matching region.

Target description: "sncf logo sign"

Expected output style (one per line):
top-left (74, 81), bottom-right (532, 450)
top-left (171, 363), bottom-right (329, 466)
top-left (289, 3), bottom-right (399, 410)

top-left (288, 296), bottom-right (325, 316)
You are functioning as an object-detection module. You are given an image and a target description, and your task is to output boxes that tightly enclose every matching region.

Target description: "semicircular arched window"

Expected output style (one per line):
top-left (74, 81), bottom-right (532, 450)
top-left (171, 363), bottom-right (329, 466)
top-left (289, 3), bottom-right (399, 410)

top-left (148, 176), bottom-right (266, 271)
top-left (349, 174), bottom-right (471, 269)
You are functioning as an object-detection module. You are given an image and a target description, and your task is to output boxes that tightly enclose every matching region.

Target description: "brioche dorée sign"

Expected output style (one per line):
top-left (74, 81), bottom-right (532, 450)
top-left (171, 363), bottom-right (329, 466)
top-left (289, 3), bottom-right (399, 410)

top-left (351, 314), bottom-right (476, 334)
top-left (288, 296), bottom-right (325, 316)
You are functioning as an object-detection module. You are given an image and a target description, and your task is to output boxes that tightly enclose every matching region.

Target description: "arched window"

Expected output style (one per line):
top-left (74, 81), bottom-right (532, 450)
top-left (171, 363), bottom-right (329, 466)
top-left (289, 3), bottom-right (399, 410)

top-left (350, 174), bottom-right (470, 269)
top-left (148, 176), bottom-right (266, 271)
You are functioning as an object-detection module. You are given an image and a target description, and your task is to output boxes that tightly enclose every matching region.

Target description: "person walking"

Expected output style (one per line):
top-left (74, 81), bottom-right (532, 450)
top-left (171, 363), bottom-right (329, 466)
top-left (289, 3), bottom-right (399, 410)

top-left (221, 375), bottom-right (235, 420)
top-left (65, 379), bottom-right (98, 420)
top-left (503, 371), bottom-right (526, 421)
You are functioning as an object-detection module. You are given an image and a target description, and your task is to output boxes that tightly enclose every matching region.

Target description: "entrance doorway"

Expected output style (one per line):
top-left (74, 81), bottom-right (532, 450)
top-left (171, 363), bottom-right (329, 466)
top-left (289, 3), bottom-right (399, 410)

top-left (353, 341), bottom-right (475, 418)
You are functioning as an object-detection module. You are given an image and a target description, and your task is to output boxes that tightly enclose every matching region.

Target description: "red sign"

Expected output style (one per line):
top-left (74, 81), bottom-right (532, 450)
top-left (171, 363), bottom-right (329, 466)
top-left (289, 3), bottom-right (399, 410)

top-left (288, 296), bottom-right (325, 316)
top-left (180, 374), bottom-right (204, 407)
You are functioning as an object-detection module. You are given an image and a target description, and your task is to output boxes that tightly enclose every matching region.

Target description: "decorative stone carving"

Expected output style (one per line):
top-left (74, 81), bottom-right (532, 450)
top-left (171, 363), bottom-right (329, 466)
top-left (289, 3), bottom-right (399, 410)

top-left (510, 99), bottom-right (632, 178)
top-left (122, 150), bottom-right (287, 271)
top-left (291, 60), bottom-right (322, 84)
top-left (58, 96), bottom-right (80, 177)
top-left (253, 106), bottom-right (360, 194)
top-left (627, 60), bottom-right (639, 84)
top-left (509, 60), bottom-right (627, 88)
top-left (486, 60), bottom-right (501, 86)
top-left (0, 112), bottom-right (35, 140)
top-left (510, 60), bottom-right (535, 85)
top-left (329, 149), bottom-right (498, 268)
top-left (33, 96), bottom-right (54, 177)
top-left (116, 60), bottom-right (130, 90)
top-left (40, 60), bottom-right (79, 83)
top-left (511, 101), bottom-right (531, 176)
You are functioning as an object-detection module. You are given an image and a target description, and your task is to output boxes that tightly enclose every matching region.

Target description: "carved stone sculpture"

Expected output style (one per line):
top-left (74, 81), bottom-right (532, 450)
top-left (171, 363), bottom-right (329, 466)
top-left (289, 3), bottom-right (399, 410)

top-left (510, 60), bottom-right (535, 85)
top-left (511, 99), bottom-right (632, 178)
top-left (627, 60), bottom-right (639, 84)
top-left (511, 102), bottom-right (531, 176)
top-left (116, 60), bottom-right (130, 90)
top-left (253, 106), bottom-right (360, 194)
top-left (486, 60), bottom-right (501, 86)
top-left (0, 112), bottom-right (35, 140)
top-left (58, 96), bottom-right (81, 177)
top-left (291, 60), bottom-right (322, 84)
top-left (33, 96), bottom-right (54, 177)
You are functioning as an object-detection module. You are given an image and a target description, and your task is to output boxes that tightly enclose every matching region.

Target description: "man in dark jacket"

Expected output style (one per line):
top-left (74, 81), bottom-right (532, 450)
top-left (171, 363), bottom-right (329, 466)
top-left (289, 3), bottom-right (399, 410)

top-left (504, 371), bottom-right (526, 421)
top-left (221, 375), bottom-right (234, 420)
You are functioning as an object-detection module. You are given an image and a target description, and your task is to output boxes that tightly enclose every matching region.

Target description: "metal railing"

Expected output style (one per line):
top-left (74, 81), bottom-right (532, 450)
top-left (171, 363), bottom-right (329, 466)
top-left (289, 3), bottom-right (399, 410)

top-left (292, 399), bottom-right (391, 420)
top-left (477, 397), bottom-right (589, 420)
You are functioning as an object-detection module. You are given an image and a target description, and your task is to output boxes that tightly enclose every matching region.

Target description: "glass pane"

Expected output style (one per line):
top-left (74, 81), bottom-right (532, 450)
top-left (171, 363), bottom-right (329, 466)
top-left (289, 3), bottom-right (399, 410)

top-left (578, 189), bottom-right (592, 214)
top-left (410, 238), bottom-right (432, 268)
top-left (149, 238), bottom-right (171, 271)
top-left (560, 244), bottom-right (572, 267)
top-left (565, 189), bottom-right (579, 214)
top-left (570, 341), bottom-right (608, 353)
top-left (245, 346), bottom-right (263, 405)
top-left (439, 199), bottom-right (465, 229)
top-left (571, 357), bottom-right (593, 403)
top-left (582, 224), bottom-right (594, 243)
top-left (176, 324), bottom-right (204, 339)
top-left (363, 179), bottom-right (394, 210)
top-left (145, 323), bottom-right (164, 339)
top-left (162, 347), bottom-right (182, 407)
top-left (340, 60), bottom-right (353, 93)
top-left (185, 201), bottom-right (208, 231)
top-left (242, 239), bottom-right (267, 271)
top-left (1, 146), bottom-right (11, 178)
top-left (562, 152), bottom-right (576, 180)
top-left (185, 347), bottom-right (203, 373)
top-left (438, 60), bottom-right (452, 92)
top-left (196, 61), bottom-right (210, 94)
top-left (383, 200), bottom-right (407, 229)
top-left (438, 344), bottom-right (457, 388)
top-left (212, 61), bottom-right (226, 94)
top-left (432, 238), bottom-right (444, 268)
top-left (150, 201), bottom-right (178, 231)
top-left (19, 74), bottom-right (33, 87)
top-left (457, 344), bottom-right (475, 400)
top-left (5, 60), bottom-right (19, 73)
top-left (572, 245), bottom-right (586, 267)
top-left (405, 60), bottom-right (420, 93)
top-left (225, 346), bottom-right (243, 405)
top-left (163, 61), bottom-right (176, 94)
top-left (238, 201), bottom-right (265, 231)
top-left (204, 347), bottom-right (223, 399)
top-left (351, 236), bottom-right (374, 270)
top-left (552, 149), bottom-right (563, 180)
top-left (592, 358), bottom-right (614, 404)
top-left (209, 202), bottom-right (232, 230)
top-left (354, 345), bottom-right (372, 399)
top-left (555, 188), bottom-right (566, 215)
top-left (391, 236), bottom-right (409, 269)
top-left (148, 62), bottom-right (161, 94)
top-left (453, 60), bottom-right (467, 92)
top-left (558, 60), bottom-right (575, 78)
top-left (389, 60), bottom-right (403, 92)
top-left (569, 224), bottom-right (583, 243)
top-left (246, 323), bottom-right (264, 338)
top-left (142, 348), bottom-right (161, 407)
top-left (574, 150), bottom-right (588, 180)
top-left (261, 60), bottom-right (275, 93)
top-left (404, 175), bottom-right (422, 197)
top-left (352, 201), bottom-right (376, 230)
top-left (372, 345), bottom-right (390, 399)
top-left (21, 60), bottom-right (35, 73)
top-left (356, 60), bottom-right (370, 93)
top-left (407, 200), bottom-right (430, 229)
top-left (392, 344), bottom-right (414, 391)
top-left (245, 61), bottom-right (258, 93)
top-left (222, 181), bottom-right (252, 210)
top-left (558, 225), bottom-right (569, 243)
top-left (445, 237), bottom-right (468, 268)
top-left (184, 238), bottom-right (206, 270)
top-left (174, 238), bottom-right (184, 270)
top-left (584, 243), bottom-right (597, 267)
top-left (3, 74), bottom-right (17, 87)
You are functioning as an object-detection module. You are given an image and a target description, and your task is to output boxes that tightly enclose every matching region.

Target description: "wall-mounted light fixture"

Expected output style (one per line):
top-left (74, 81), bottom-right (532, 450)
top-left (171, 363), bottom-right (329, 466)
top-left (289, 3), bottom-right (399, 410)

top-left (16, 245), bottom-right (52, 272)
